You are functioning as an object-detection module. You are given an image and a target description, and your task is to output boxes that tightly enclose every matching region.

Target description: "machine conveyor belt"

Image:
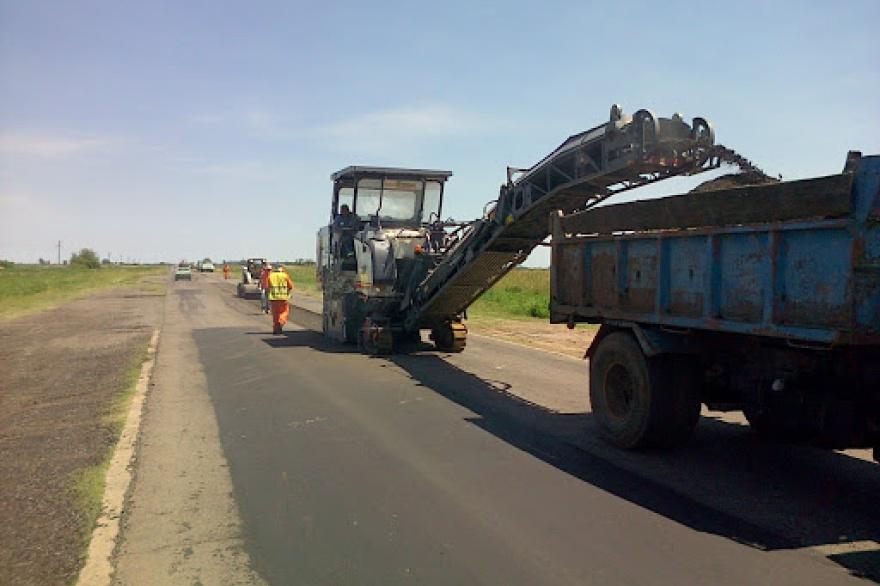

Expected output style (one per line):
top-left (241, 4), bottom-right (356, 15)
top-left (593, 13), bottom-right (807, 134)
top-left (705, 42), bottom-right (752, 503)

top-left (407, 105), bottom-right (720, 327)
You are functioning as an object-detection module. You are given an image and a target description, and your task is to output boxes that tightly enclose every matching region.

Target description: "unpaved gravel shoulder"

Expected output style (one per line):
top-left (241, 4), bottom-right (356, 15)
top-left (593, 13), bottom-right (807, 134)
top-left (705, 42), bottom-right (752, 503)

top-left (0, 277), bottom-right (165, 586)
top-left (112, 274), bottom-right (266, 586)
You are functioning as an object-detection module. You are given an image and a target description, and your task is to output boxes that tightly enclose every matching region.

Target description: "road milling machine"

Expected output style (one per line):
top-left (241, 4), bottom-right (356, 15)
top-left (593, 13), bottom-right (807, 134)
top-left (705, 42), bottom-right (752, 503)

top-left (237, 257), bottom-right (267, 299)
top-left (318, 105), bottom-right (720, 354)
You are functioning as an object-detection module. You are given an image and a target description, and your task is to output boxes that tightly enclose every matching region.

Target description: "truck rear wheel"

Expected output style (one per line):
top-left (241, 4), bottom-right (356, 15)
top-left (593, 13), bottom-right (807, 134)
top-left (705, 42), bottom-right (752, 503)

top-left (589, 331), bottom-right (700, 449)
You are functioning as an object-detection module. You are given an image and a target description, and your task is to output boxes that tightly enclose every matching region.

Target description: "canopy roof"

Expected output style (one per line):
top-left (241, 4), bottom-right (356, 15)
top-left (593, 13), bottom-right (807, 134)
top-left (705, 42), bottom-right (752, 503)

top-left (332, 166), bottom-right (453, 182)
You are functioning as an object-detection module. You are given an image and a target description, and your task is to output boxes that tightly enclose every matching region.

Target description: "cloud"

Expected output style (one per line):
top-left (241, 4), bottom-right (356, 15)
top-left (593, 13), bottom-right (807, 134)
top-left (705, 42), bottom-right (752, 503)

top-left (313, 104), bottom-right (490, 156)
top-left (190, 161), bottom-right (277, 180)
top-left (0, 193), bottom-right (30, 206)
top-left (0, 133), bottom-right (109, 157)
top-left (188, 106), bottom-right (291, 140)
top-left (185, 102), bottom-right (498, 155)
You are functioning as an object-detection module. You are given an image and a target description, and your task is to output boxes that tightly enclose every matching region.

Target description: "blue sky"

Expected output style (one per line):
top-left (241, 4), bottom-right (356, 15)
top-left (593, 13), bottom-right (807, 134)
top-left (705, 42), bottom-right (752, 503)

top-left (1, 0), bottom-right (878, 265)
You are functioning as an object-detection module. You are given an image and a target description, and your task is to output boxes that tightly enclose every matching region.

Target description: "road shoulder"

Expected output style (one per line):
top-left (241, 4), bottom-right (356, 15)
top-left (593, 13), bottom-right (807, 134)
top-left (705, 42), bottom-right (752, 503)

top-left (112, 275), bottom-right (266, 585)
top-left (0, 280), bottom-right (164, 586)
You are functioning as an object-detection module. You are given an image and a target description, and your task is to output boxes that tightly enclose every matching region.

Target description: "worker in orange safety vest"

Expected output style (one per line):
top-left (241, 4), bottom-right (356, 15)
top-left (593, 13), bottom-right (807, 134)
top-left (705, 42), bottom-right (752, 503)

top-left (267, 265), bottom-right (293, 334)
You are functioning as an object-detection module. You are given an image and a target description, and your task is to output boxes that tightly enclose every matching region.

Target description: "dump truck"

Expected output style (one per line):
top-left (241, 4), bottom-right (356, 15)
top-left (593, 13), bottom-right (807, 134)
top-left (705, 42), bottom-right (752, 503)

top-left (237, 257), bottom-right (266, 299)
top-left (317, 105), bottom-right (718, 353)
top-left (550, 152), bottom-right (880, 457)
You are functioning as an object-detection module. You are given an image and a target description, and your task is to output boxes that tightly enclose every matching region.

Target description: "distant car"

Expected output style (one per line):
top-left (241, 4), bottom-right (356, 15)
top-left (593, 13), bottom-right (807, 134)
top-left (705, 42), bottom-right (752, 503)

top-left (200, 261), bottom-right (215, 272)
top-left (174, 263), bottom-right (192, 281)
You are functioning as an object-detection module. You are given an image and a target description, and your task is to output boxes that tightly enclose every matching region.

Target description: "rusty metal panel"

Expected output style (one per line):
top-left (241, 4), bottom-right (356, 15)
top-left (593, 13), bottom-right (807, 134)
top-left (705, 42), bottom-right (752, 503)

top-left (590, 241), bottom-right (618, 309)
top-left (718, 233), bottom-right (769, 323)
top-left (780, 228), bottom-right (852, 328)
top-left (620, 240), bottom-right (658, 313)
top-left (667, 236), bottom-right (708, 318)
top-left (555, 243), bottom-right (584, 307)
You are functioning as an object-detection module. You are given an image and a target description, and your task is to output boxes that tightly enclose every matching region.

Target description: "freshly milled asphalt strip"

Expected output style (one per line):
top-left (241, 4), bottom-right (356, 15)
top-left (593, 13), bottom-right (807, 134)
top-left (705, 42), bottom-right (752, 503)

top-left (194, 319), bottom-right (866, 585)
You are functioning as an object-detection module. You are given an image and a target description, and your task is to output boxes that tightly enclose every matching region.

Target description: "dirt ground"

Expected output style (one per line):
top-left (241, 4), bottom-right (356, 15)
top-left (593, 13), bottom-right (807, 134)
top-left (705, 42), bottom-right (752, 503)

top-left (0, 278), bottom-right (164, 586)
top-left (466, 315), bottom-right (596, 359)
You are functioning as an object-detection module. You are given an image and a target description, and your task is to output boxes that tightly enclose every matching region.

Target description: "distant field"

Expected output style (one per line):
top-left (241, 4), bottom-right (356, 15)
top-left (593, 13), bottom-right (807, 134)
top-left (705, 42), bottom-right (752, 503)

top-left (286, 263), bottom-right (551, 321)
top-left (469, 268), bottom-right (550, 319)
top-left (0, 265), bottom-right (166, 320)
top-left (286, 264), bottom-right (320, 296)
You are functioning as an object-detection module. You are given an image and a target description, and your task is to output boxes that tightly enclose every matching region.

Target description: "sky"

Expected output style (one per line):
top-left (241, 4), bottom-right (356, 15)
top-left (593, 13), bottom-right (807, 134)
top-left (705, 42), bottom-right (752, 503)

top-left (1, 0), bottom-right (878, 266)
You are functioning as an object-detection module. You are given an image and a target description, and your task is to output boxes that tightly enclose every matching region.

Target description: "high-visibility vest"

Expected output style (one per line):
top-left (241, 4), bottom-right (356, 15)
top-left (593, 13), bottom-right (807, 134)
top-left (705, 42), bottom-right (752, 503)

top-left (267, 271), bottom-right (291, 301)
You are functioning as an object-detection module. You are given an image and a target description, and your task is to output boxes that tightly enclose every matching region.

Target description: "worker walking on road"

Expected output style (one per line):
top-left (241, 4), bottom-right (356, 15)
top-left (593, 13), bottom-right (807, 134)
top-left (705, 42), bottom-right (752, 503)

top-left (223, 263), bottom-right (230, 280)
top-left (259, 262), bottom-right (271, 314)
top-left (268, 265), bottom-right (293, 335)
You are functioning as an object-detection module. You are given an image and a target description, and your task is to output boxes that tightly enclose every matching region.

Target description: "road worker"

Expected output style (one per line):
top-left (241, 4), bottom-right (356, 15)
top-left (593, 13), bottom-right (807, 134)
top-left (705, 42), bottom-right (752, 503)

top-left (267, 264), bottom-right (294, 334)
top-left (222, 263), bottom-right (230, 280)
top-left (259, 262), bottom-right (272, 314)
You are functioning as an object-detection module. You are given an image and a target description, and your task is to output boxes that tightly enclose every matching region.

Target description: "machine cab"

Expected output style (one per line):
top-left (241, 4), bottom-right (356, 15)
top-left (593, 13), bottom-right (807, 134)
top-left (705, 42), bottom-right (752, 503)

top-left (318, 167), bottom-right (452, 281)
top-left (329, 166), bottom-right (452, 229)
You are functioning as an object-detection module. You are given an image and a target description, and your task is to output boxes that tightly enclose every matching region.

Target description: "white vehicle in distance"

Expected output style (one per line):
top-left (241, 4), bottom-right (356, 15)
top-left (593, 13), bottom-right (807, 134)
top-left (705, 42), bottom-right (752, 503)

top-left (174, 262), bottom-right (192, 281)
top-left (199, 259), bottom-right (215, 272)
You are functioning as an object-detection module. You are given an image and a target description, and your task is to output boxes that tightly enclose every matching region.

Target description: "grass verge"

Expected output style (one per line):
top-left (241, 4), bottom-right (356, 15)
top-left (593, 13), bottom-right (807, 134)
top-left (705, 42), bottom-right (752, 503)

top-left (0, 265), bottom-right (166, 320)
top-left (287, 264), bottom-right (552, 322)
top-left (286, 264), bottom-right (321, 297)
top-left (68, 340), bottom-right (151, 570)
top-left (469, 268), bottom-right (551, 319)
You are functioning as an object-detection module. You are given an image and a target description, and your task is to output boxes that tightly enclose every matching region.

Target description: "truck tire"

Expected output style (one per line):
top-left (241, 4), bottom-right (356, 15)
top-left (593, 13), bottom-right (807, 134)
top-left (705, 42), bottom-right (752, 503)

top-left (589, 331), bottom-right (700, 449)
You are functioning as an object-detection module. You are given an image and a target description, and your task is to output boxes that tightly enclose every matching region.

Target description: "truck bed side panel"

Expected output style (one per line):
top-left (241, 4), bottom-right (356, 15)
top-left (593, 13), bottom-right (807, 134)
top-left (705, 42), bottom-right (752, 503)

top-left (780, 228), bottom-right (852, 329)
top-left (550, 159), bottom-right (880, 345)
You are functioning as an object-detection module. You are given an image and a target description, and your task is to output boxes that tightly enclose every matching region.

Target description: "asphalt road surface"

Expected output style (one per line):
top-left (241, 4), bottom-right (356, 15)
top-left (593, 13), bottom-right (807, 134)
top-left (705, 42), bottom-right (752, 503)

top-left (114, 272), bottom-right (879, 585)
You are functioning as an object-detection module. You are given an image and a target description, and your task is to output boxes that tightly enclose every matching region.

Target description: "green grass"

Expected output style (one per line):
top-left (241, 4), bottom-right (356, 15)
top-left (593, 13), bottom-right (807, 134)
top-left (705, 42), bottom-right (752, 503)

top-left (104, 344), bottom-right (149, 435)
top-left (469, 267), bottom-right (551, 320)
top-left (0, 264), bottom-right (166, 320)
top-left (285, 262), bottom-right (551, 320)
top-left (286, 263), bottom-right (321, 296)
top-left (70, 460), bottom-right (111, 553)
top-left (69, 340), bottom-right (151, 562)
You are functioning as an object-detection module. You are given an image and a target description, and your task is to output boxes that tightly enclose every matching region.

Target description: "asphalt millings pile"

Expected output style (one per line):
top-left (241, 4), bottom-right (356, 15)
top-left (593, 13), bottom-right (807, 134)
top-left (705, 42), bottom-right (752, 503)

top-left (691, 145), bottom-right (779, 193)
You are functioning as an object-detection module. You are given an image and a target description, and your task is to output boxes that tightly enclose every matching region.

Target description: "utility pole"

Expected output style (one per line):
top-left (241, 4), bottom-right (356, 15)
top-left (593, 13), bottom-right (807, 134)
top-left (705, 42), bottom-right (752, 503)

top-left (57, 240), bottom-right (61, 265)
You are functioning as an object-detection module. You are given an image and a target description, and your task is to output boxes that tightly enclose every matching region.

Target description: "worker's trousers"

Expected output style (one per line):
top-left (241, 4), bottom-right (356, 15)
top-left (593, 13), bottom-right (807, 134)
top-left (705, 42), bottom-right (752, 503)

top-left (270, 300), bottom-right (289, 332)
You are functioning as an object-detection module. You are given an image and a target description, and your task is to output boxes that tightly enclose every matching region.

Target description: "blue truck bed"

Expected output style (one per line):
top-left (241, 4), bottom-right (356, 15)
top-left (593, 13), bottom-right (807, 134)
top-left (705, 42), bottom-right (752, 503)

top-left (549, 153), bottom-right (879, 455)
top-left (550, 154), bottom-right (880, 346)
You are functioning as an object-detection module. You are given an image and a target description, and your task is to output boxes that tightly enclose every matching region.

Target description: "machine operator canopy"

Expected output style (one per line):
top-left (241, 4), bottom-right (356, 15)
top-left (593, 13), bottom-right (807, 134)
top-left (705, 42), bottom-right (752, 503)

top-left (331, 166), bottom-right (453, 226)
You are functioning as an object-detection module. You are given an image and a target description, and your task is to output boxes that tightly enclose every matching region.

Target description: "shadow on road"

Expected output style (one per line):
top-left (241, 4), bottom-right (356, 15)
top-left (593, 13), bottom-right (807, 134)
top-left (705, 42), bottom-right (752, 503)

top-left (260, 330), bottom-right (360, 353)
top-left (270, 314), bottom-right (880, 581)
